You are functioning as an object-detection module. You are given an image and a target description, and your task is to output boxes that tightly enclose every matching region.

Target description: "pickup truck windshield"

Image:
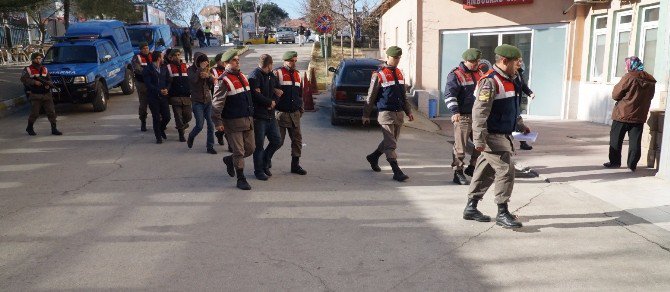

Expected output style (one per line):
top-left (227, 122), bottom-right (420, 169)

top-left (127, 29), bottom-right (154, 46)
top-left (43, 46), bottom-right (98, 64)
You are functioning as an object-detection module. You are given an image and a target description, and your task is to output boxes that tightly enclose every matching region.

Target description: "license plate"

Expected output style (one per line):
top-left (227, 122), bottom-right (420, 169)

top-left (356, 95), bottom-right (366, 102)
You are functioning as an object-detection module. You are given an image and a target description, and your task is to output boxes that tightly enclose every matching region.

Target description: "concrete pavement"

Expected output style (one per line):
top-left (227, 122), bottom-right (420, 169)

top-left (0, 44), bottom-right (669, 289)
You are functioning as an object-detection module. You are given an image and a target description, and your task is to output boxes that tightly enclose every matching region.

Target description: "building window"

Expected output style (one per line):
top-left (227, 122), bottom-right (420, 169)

top-left (589, 15), bottom-right (607, 81)
top-left (470, 31), bottom-right (532, 79)
top-left (639, 5), bottom-right (659, 75)
top-left (611, 10), bottom-right (633, 80)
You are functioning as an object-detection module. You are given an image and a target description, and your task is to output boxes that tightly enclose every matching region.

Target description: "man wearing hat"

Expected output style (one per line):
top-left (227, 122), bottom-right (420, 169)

top-left (211, 51), bottom-right (229, 148)
top-left (362, 46), bottom-right (414, 182)
top-left (166, 48), bottom-right (192, 142)
top-left (445, 48), bottom-right (483, 185)
top-left (21, 52), bottom-right (62, 136)
top-left (212, 50), bottom-right (256, 190)
top-left (132, 42), bottom-right (153, 132)
top-left (273, 50), bottom-right (307, 175)
top-left (462, 44), bottom-right (529, 229)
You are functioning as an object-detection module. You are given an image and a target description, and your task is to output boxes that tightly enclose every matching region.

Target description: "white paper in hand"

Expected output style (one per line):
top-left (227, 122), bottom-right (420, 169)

top-left (512, 131), bottom-right (538, 143)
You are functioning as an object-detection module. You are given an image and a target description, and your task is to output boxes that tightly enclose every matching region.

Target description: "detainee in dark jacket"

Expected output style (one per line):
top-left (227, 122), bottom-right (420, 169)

top-left (247, 54), bottom-right (283, 180)
top-left (604, 56), bottom-right (657, 171)
top-left (142, 51), bottom-right (172, 144)
top-left (186, 51), bottom-right (217, 154)
top-left (513, 64), bottom-right (535, 151)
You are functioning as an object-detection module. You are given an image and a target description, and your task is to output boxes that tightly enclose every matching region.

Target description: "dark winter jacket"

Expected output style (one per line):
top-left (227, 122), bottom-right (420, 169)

top-left (187, 52), bottom-right (214, 104)
top-left (248, 67), bottom-right (278, 119)
top-left (611, 71), bottom-right (657, 124)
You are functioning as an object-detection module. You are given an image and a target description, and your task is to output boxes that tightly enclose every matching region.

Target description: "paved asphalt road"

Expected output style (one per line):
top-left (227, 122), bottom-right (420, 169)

top-left (1, 43), bottom-right (669, 290)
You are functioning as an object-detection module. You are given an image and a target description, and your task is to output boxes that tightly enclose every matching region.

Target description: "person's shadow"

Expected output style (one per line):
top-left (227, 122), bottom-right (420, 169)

top-left (512, 210), bottom-right (655, 233)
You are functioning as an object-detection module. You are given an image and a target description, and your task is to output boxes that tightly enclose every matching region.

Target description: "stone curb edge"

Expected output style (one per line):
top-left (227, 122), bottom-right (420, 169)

top-left (0, 95), bottom-right (28, 118)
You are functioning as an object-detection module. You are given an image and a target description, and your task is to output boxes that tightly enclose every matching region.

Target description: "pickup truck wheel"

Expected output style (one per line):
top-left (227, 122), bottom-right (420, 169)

top-left (92, 81), bottom-right (108, 112)
top-left (120, 68), bottom-right (135, 95)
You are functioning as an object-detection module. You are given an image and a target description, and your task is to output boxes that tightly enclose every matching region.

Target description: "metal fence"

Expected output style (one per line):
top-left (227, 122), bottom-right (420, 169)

top-left (0, 25), bottom-right (42, 48)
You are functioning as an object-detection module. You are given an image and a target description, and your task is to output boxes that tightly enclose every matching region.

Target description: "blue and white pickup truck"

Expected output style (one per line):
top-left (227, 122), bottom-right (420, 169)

top-left (44, 20), bottom-right (135, 112)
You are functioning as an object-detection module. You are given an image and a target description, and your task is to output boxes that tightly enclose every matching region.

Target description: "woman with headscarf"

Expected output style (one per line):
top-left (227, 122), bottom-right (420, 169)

top-left (604, 56), bottom-right (656, 171)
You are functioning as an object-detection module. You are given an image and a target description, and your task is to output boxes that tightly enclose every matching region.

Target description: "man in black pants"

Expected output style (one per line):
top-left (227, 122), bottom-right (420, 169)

top-left (143, 51), bottom-right (172, 144)
top-left (181, 28), bottom-right (193, 64)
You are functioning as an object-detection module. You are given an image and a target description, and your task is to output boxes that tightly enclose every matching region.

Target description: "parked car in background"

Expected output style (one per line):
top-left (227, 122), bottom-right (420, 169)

top-left (275, 27), bottom-right (295, 44)
top-left (126, 23), bottom-right (173, 54)
top-left (244, 34), bottom-right (277, 45)
top-left (207, 36), bottom-right (221, 46)
top-left (329, 58), bottom-right (383, 125)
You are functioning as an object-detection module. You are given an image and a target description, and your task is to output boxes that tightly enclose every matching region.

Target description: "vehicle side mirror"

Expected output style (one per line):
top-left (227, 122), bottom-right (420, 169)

top-left (328, 67), bottom-right (337, 73)
top-left (102, 55), bottom-right (112, 63)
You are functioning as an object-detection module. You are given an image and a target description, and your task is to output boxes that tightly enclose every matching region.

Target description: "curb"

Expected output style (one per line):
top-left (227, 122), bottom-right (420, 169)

top-left (0, 95), bottom-right (28, 118)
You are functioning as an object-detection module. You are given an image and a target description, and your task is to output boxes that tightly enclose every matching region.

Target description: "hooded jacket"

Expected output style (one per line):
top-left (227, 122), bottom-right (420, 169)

top-left (611, 71), bottom-right (656, 124)
top-left (187, 52), bottom-right (214, 104)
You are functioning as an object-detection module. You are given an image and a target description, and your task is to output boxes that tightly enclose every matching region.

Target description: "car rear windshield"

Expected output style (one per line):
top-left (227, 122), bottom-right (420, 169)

top-left (127, 28), bottom-right (154, 46)
top-left (43, 45), bottom-right (97, 64)
top-left (341, 66), bottom-right (378, 86)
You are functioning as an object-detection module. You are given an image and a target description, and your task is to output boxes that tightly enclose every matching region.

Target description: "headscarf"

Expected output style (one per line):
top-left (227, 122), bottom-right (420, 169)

top-left (625, 56), bottom-right (644, 72)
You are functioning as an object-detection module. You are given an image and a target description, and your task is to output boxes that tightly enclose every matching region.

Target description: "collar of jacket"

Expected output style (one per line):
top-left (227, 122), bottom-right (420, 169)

top-left (382, 63), bottom-right (396, 70)
top-left (458, 61), bottom-right (477, 73)
top-left (283, 65), bottom-right (294, 72)
top-left (493, 64), bottom-right (516, 81)
top-left (226, 68), bottom-right (241, 75)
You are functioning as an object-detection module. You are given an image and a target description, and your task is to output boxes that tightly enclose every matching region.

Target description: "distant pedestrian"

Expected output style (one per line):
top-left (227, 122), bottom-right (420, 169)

top-left (166, 49), bottom-right (192, 142)
top-left (204, 26), bottom-right (212, 46)
top-left (181, 28), bottom-right (193, 63)
top-left (305, 29), bottom-right (311, 42)
top-left (604, 56), bottom-right (656, 172)
top-left (298, 24), bottom-right (306, 46)
top-left (362, 46), bottom-right (414, 182)
top-left (263, 27), bottom-right (270, 44)
top-left (143, 51), bottom-right (172, 144)
top-left (196, 28), bottom-right (206, 47)
top-left (187, 52), bottom-right (217, 154)
top-left (463, 44), bottom-right (528, 229)
top-left (514, 59), bottom-right (535, 151)
top-left (21, 52), bottom-right (62, 136)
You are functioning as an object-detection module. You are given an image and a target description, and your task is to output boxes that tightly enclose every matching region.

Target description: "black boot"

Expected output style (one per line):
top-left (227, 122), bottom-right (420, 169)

top-left (187, 135), bottom-right (194, 149)
top-left (215, 131), bottom-right (225, 146)
top-left (160, 130), bottom-right (167, 140)
top-left (388, 159), bottom-right (409, 182)
top-left (223, 155), bottom-right (235, 177)
top-left (254, 170), bottom-right (269, 181)
top-left (519, 141), bottom-right (533, 150)
top-left (264, 158), bottom-right (273, 176)
top-left (178, 130), bottom-right (186, 142)
top-left (291, 157), bottom-right (307, 175)
top-left (26, 122), bottom-right (36, 136)
top-left (496, 203), bottom-right (522, 228)
top-left (207, 147), bottom-right (217, 154)
top-left (50, 123), bottom-right (62, 135)
top-left (140, 118), bottom-right (147, 132)
top-left (464, 165), bottom-right (475, 177)
top-left (453, 170), bottom-right (468, 185)
top-left (236, 168), bottom-right (251, 190)
top-left (366, 150), bottom-right (383, 172)
top-left (463, 199), bottom-right (491, 222)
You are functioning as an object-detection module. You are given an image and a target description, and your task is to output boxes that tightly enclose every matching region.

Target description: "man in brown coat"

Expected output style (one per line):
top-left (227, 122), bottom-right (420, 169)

top-left (604, 56), bottom-right (656, 171)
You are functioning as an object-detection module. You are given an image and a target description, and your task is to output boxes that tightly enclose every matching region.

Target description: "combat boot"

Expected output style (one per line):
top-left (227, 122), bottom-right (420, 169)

top-left (254, 170), bottom-right (269, 181)
top-left (464, 165), bottom-right (475, 177)
top-left (496, 203), bottom-right (522, 228)
top-left (140, 118), bottom-right (147, 132)
top-left (236, 168), bottom-right (251, 190)
top-left (50, 123), bottom-right (62, 135)
top-left (187, 135), bottom-right (194, 148)
top-left (366, 150), bottom-right (383, 172)
top-left (215, 130), bottom-right (225, 145)
top-left (26, 122), bottom-right (36, 136)
top-left (223, 155), bottom-right (235, 177)
top-left (463, 198), bottom-right (491, 222)
top-left (291, 157), bottom-right (307, 175)
top-left (388, 159), bottom-right (409, 182)
top-left (453, 170), bottom-right (468, 185)
top-left (178, 129), bottom-right (186, 142)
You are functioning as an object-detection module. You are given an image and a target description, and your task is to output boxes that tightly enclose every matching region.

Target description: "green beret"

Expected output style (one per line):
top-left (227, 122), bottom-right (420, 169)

top-left (282, 51), bottom-right (298, 61)
top-left (462, 48), bottom-right (482, 61)
top-left (139, 42), bottom-right (149, 49)
top-left (221, 49), bottom-right (238, 62)
top-left (386, 46), bottom-right (402, 57)
top-left (30, 52), bottom-right (44, 60)
top-left (494, 44), bottom-right (522, 59)
top-left (169, 48), bottom-right (182, 57)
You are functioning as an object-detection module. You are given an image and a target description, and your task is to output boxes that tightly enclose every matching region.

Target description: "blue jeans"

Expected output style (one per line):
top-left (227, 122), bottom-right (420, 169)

top-left (253, 118), bottom-right (282, 172)
top-left (188, 101), bottom-right (214, 149)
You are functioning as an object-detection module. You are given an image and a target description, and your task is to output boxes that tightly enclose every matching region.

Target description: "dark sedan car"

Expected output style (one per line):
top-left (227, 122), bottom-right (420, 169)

top-left (329, 58), bottom-right (383, 125)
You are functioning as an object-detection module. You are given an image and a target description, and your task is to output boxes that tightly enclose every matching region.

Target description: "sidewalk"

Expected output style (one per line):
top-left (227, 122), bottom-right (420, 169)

top-left (0, 64), bottom-right (30, 118)
top-left (431, 117), bottom-right (670, 233)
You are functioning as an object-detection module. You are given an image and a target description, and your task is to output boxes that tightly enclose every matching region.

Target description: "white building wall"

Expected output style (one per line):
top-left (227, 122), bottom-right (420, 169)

top-left (378, 0), bottom-right (418, 89)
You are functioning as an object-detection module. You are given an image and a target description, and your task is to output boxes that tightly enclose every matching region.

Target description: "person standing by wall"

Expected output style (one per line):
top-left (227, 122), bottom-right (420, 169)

top-left (514, 59), bottom-right (535, 151)
top-left (604, 56), bottom-right (656, 172)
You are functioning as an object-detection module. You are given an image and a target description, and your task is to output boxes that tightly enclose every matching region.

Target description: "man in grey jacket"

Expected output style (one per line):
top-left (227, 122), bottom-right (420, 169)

top-left (187, 52), bottom-right (217, 154)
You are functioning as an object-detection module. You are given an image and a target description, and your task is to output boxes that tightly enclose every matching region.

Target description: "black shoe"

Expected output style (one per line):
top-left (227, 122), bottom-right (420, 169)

top-left (161, 131), bottom-right (167, 140)
top-left (263, 168), bottom-right (273, 177)
top-left (215, 131), bottom-right (225, 145)
top-left (629, 166), bottom-right (636, 172)
top-left (255, 170), bottom-right (269, 181)
top-left (366, 151), bottom-right (382, 172)
top-left (228, 145), bottom-right (233, 152)
top-left (291, 157), bottom-right (307, 175)
top-left (207, 148), bottom-right (217, 154)
top-left (50, 123), bottom-right (62, 135)
top-left (156, 138), bottom-right (163, 144)
top-left (140, 119), bottom-right (147, 132)
top-left (187, 135), bottom-right (194, 148)
top-left (388, 159), bottom-right (409, 182)
top-left (26, 123), bottom-right (36, 136)
top-left (464, 165), bottom-right (475, 177)
top-left (178, 130), bottom-right (186, 142)
top-left (223, 156), bottom-right (235, 177)
top-left (453, 170), bottom-right (468, 185)
top-left (496, 203), bottom-right (522, 228)
top-left (237, 177), bottom-right (252, 190)
top-left (519, 141), bottom-right (533, 150)
top-left (603, 162), bottom-right (621, 168)
top-left (463, 198), bottom-right (491, 222)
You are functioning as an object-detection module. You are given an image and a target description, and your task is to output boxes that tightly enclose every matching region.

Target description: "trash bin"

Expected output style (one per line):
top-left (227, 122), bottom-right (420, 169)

top-left (319, 35), bottom-right (332, 58)
top-left (428, 98), bottom-right (438, 119)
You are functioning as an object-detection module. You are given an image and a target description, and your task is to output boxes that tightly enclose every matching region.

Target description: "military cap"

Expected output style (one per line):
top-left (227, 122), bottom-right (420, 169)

top-left (30, 52), bottom-right (44, 60)
top-left (462, 48), bottom-right (482, 61)
top-left (282, 50), bottom-right (298, 61)
top-left (221, 49), bottom-right (238, 62)
top-left (168, 48), bottom-right (182, 57)
top-left (494, 44), bottom-right (521, 59)
top-left (139, 42), bottom-right (149, 49)
top-left (386, 46), bottom-right (402, 57)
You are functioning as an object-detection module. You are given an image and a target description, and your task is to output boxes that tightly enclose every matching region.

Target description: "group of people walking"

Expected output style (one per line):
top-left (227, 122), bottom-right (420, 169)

top-left (131, 42), bottom-right (307, 190)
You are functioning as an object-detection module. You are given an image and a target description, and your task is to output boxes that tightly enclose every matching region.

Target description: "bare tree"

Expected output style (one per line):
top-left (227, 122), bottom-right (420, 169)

top-left (329, 0), bottom-right (369, 58)
top-left (25, 1), bottom-right (60, 44)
